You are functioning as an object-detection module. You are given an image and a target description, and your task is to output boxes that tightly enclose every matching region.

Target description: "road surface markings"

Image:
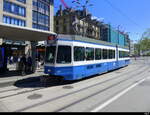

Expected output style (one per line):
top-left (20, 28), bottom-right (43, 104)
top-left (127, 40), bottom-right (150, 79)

top-left (91, 77), bottom-right (147, 112)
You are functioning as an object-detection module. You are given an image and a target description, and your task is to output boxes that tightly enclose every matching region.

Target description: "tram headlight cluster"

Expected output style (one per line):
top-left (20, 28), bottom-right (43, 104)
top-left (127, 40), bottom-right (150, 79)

top-left (48, 69), bottom-right (51, 72)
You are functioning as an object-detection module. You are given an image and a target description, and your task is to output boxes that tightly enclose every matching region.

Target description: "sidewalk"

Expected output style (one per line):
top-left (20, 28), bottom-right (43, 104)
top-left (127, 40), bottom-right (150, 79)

top-left (0, 65), bottom-right (45, 87)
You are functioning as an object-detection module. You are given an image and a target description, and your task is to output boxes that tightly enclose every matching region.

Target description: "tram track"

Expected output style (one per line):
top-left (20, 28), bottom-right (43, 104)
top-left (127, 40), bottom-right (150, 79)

top-left (0, 88), bottom-right (21, 94)
top-left (0, 63), bottom-right (140, 100)
top-left (56, 66), bottom-right (149, 112)
top-left (15, 65), bottom-right (149, 112)
top-left (0, 81), bottom-right (46, 99)
top-left (0, 63), bottom-right (140, 99)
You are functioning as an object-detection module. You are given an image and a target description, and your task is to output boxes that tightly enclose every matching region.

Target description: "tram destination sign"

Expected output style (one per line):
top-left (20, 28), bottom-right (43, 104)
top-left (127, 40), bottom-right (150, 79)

top-left (47, 35), bottom-right (57, 44)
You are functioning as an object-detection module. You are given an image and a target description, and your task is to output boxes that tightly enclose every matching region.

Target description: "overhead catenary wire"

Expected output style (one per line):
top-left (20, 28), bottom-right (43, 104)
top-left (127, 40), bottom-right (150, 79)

top-left (103, 0), bottom-right (145, 31)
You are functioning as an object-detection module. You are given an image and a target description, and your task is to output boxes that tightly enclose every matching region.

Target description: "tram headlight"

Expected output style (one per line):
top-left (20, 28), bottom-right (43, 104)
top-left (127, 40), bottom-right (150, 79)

top-left (48, 69), bottom-right (51, 72)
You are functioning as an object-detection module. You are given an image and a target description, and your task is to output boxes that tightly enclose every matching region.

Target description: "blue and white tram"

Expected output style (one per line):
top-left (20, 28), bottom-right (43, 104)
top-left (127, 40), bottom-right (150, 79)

top-left (44, 38), bottom-right (130, 80)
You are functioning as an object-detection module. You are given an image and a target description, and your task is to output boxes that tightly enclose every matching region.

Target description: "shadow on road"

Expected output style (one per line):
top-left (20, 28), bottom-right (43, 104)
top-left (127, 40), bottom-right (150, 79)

top-left (0, 70), bottom-right (21, 78)
top-left (14, 74), bottom-right (104, 89)
top-left (14, 68), bottom-right (123, 89)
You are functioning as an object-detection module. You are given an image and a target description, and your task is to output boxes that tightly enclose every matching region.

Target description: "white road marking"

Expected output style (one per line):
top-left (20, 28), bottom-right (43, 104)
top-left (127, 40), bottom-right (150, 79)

top-left (91, 77), bottom-right (147, 112)
top-left (147, 77), bottom-right (150, 80)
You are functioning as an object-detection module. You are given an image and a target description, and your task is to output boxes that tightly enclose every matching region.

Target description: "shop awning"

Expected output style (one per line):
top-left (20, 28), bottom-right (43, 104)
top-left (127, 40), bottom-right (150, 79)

top-left (0, 23), bottom-right (56, 41)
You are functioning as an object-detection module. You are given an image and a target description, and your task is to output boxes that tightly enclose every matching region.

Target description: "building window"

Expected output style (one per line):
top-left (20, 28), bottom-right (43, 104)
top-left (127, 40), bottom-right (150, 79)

top-left (63, 26), bottom-right (67, 33)
top-left (33, 0), bottom-right (50, 15)
top-left (3, 15), bottom-right (26, 27)
top-left (32, 11), bottom-right (38, 23)
top-left (56, 27), bottom-right (59, 32)
top-left (32, 0), bottom-right (50, 31)
top-left (3, 0), bottom-right (26, 17)
top-left (32, 23), bottom-right (49, 31)
top-left (56, 20), bottom-right (59, 25)
top-left (17, 0), bottom-right (26, 4)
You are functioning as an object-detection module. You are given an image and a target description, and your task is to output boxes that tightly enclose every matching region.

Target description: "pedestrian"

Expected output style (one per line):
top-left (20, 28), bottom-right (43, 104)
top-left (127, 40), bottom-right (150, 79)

top-left (20, 54), bottom-right (27, 76)
top-left (37, 56), bottom-right (41, 69)
top-left (134, 55), bottom-right (136, 60)
top-left (9, 56), bottom-right (13, 65)
top-left (27, 56), bottom-right (32, 73)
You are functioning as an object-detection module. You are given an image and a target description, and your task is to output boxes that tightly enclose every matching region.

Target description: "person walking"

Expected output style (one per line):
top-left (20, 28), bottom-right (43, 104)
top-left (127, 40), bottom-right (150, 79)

top-left (27, 56), bottom-right (32, 73)
top-left (20, 54), bottom-right (27, 76)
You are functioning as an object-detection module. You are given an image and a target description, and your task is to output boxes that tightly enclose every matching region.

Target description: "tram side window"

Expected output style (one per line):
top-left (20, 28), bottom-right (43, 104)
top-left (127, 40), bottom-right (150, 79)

top-left (74, 46), bottom-right (85, 61)
top-left (45, 46), bottom-right (56, 63)
top-left (103, 49), bottom-right (108, 59)
top-left (86, 47), bottom-right (94, 61)
top-left (108, 50), bottom-right (113, 59)
top-left (57, 46), bottom-right (71, 64)
top-left (95, 48), bottom-right (102, 60)
top-left (119, 51), bottom-right (122, 58)
top-left (112, 50), bottom-right (115, 59)
top-left (125, 52), bottom-right (129, 57)
top-left (123, 51), bottom-right (125, 58)
top-left (109, 50), bottom-right (115, 59)
top-left (119, 51), bottom-right (129, 58)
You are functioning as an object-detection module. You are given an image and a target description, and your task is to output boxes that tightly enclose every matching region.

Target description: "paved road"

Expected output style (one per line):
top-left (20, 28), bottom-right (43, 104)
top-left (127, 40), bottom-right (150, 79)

top-left (0, 57), bottom-right (150, 112)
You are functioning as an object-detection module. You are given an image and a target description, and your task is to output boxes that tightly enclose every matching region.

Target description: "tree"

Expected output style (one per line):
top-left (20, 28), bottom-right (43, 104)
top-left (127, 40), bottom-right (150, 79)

top-left (134, 43), bottom-right (140, 56)
top-left (141, 28), bottom-right (150, 39)
top-left (140, 38), bottom-right (150, 51)
top-left (134, 29), bottom-right (150, 56)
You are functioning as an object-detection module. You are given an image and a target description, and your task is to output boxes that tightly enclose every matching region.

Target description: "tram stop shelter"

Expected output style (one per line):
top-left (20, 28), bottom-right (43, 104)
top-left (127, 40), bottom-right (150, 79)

top-left (0, 23), bottom-right (56, 72)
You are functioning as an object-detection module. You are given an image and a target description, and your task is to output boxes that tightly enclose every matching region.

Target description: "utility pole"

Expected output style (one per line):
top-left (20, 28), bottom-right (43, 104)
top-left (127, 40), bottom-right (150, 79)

top-left (117, 25), bottom-right (121, 46)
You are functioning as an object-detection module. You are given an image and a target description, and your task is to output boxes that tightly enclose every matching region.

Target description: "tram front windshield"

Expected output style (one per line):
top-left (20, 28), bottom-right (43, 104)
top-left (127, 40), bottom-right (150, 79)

top-left (45, 45), bottom-right (71, 64)
top-left (45, 46), bottom-right (56, 64)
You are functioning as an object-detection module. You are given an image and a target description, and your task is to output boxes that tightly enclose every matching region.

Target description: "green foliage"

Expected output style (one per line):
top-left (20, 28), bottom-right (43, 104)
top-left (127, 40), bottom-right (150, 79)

top-left (134, 43), bottom-right (140, 56)
top-left (142, 28), bottom-right (150, 39)
top-left (139, 38), bottom-right (150, 51)
top-left (134, 28), bottom-right (150, 56)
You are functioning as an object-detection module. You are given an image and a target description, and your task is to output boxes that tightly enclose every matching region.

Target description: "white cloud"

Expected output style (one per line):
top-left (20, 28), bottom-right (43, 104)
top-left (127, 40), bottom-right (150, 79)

top-left (91, 16), bottom-right (104, 22)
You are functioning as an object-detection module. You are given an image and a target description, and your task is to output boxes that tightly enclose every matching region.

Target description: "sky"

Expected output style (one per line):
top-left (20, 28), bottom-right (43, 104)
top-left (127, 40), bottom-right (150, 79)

top-left (54, 0), bottom-right (150, 42)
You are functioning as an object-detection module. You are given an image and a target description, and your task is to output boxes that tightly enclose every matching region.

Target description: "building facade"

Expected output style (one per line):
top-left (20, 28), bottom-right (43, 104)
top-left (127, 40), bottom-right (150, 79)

top-left (55, 6), bottom-right (130, 49)
top-left (99, 23), bottom-right (110, 42)
top-left (54, 6), bottom-right (100, 40)
top-left (99, 23), bottom-right (130, 48)
top-left (0, 0), bottom-right (54, 31)
top-left (0, 0), bottom-right (54, 57)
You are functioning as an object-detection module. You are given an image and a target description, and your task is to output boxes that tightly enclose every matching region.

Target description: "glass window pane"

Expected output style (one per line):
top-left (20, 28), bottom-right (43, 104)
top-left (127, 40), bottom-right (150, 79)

top-left (86, 47), bottom-right (94, 61)
top-left (103, 49), bottom-right (108, 59)
top-left (95, 48), bottom-right (102, 60)
top-left (57, 46), bottom-right (71, 64)
top-left (45, 46), bottom-right (56, 63)
top-left (74, 46), bottom-right (85, 61)
top-left (109, 50), bottom-right (112, 59)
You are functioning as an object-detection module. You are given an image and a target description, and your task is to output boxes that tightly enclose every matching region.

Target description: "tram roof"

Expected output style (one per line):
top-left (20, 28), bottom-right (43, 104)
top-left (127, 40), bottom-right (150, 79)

top-left (57, 34), bottom-right (129, 49)
top-left (0, 23), bottom-right (56, 41)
